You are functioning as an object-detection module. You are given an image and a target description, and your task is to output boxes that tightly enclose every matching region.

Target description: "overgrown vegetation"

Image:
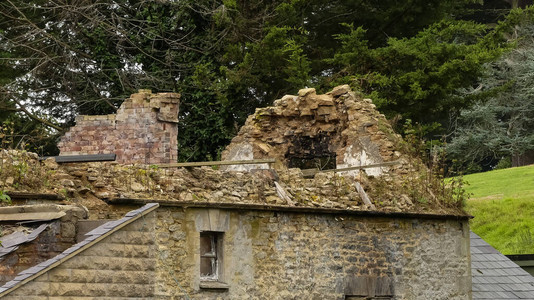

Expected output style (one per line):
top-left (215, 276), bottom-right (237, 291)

top-left (362, 130), bottom-right (470, 210)
top-left (0, 0), bottom-right (530, 164)
top-left (0, 149), bottom-right (49, 192)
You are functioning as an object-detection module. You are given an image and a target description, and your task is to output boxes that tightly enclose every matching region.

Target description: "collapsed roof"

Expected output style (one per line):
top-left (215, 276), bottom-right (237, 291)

top-left (0, 86), bottom-right (466, 216)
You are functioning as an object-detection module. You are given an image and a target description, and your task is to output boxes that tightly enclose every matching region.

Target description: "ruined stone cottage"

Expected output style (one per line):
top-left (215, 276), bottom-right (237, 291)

top-left (0, 86), bottom-right (477, 299)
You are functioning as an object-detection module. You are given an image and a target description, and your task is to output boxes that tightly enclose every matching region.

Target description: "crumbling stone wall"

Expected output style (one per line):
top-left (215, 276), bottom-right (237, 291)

top-left (222, 85), bottom-right (406, 177)
top-left (0, 149), bottom-right (466, 217)
top-left (0, 205), bottom-right (87, 285)
top-left (154, 207), bottom-right (472, 300)
top-left (2, 210), bottom-right (157, 299)
top-left (58, 90), bottom-right (179, 164)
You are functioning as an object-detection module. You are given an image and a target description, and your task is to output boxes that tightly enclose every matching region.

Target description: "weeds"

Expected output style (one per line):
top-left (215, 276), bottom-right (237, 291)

top-left (0, 190), bottom-right (11, 205)
top-left (364, 123), bottom-right (471, 210)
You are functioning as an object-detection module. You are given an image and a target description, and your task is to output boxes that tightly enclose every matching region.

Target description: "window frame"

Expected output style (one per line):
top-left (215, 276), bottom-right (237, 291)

top-left (199, 231), bottom-right (224, 283)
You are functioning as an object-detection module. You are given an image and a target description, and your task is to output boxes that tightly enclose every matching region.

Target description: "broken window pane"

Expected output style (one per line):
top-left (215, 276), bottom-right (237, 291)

top-left (200, 234), bottom-right (214, 256)
top-left (200, 257), bottom-right (215, 277)
top-left (200, 232), bottom-right (220, 280)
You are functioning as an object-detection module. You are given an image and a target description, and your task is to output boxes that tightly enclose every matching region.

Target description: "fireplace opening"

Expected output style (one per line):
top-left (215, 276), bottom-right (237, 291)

top-left (287, 132), bottom-right (336, 170)
top-left (289, 156), bottom-right (336, 170)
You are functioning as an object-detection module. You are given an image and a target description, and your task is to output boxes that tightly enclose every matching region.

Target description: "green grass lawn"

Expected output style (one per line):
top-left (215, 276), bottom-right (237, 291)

top-left (463, 165), bottom-right (534, 254)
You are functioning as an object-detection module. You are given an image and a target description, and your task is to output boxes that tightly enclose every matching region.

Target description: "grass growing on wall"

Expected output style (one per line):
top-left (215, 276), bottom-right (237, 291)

top-left (464, 165), bottom-right (534, 254)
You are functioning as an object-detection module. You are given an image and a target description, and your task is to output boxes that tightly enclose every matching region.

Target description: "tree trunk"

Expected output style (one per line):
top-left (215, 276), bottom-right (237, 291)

top-left (512, 149), bottom-right (534, 167)
top-left (504, 0), bottom-right (533, 8)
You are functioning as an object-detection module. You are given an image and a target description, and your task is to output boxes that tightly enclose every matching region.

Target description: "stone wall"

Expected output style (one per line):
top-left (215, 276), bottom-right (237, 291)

top-left (154, 207), bottom-right (472, 300)
top-left (58, 90), bottom-right (179, 164)
top-left (2, 210), bottom-right (157, 299)
top-left (0, 206), bottom-right (471, 299)
top-left (0, 149), bottom-right (466, 217)
top-left (0, 205), bottom-right (87, 285)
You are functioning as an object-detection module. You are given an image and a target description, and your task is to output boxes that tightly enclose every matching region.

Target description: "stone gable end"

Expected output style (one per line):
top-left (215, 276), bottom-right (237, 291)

top-left (2, 210), bottom-right (157, 299)
top-left (222, 85), bottom-right (404, 177)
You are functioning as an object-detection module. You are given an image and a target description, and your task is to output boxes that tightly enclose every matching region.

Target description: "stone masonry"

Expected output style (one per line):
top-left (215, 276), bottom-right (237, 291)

top-left (2, 210), bottom-right (157, 299)
top-left (58, 90), bottom-right (179, 164)
top-left (0, 153), bottom-right (464, 216)
top-left (0, 205), bottom-right (87, 285)
top-left (157, 207), bottom-right (472, 299)
top-left (222, 85), bottom-right (406, 177)
top-left (0, 84), bottom-right (473, 299)
top-left (0, 206), bottom-right (471, 300)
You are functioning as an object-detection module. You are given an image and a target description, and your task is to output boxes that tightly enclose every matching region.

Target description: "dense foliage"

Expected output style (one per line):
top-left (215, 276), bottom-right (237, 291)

top-left (0, 0), bottom-right (529, 163)
top-left (448, 8), bottom-right (534, 170)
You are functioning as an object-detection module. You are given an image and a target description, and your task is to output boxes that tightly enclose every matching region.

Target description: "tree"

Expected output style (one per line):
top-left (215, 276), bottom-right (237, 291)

top-left (327, 20), bottom-right (506, 131)
top-left (0, 0), bottom-right (518, 161)
top-left (0, 0), bottom-right (234, 158)
top-left (448, 8), bottom-right (534, 168)
top-left (201, 0), bottom-right (503, 141)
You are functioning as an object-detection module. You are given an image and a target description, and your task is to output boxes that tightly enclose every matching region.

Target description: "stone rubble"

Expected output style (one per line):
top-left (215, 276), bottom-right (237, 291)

top-left (0, 86), bottom-right (466, 217)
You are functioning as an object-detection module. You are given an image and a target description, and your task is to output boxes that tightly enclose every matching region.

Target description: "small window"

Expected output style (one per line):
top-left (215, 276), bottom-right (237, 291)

top-left (200, 232), bottom-right (222, 281)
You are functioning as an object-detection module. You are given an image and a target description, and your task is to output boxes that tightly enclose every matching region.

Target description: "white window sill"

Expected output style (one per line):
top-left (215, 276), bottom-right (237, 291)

top-left (199, 281), bottom-right (229, 290)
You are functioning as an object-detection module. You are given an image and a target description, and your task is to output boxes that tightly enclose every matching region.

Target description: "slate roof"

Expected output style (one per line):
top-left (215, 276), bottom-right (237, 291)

top-left (471, 231), bottom-right (534, 299)
top-left (0, 203), bottom-right (159, 297)
top-left (0, 224), bottom-right (49, 259)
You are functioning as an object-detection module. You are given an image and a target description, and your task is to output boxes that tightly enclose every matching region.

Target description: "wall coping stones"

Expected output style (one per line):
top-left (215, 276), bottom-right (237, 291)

top-left (0, 204), bottom-right (86, 221)
top-left (0, 203), bottom-right (159, 298)
top-left (106, 198), bottom-right (472, 220)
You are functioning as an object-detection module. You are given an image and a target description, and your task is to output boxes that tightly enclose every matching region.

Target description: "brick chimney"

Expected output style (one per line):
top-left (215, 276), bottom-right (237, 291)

top-left (58, 90), bottom-right (180, 164)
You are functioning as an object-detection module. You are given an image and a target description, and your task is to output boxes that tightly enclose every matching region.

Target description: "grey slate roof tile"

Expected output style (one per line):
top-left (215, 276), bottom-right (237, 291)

top-left (84, 226), bottom-right (111, 236)
top-left (12, 273), bottom-right (32, 282)
top-left (0, 246), bottom-right (18, 256)
top-left (84, 235), bottom-right (101, 242)
top-left (53, 253), bottom-right (68, 260)
top-left (512, 290), bottom-right (534, 298)
top-left (0, 223), bottom-right (49, 259)
top-left (26, 224), bottom-right (48, 240)
top-left (36, 259), bottom-right (56, 268)
top-left (2, 281), bottom-right (19, 289)
top-left (471, 231), bottom-right (534, 299)
top-left (1, 232), bottom-right (28, 249)
top-left (19, 265), bottom-right (45, 275)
